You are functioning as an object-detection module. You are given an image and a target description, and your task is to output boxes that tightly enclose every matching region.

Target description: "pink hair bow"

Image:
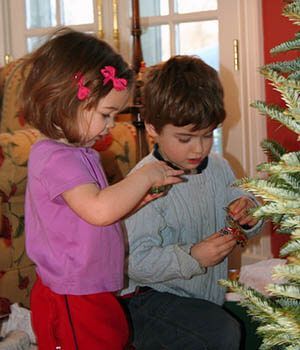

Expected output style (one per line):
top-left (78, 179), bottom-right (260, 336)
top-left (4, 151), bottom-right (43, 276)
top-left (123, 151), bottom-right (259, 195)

top-left (100, 66), bottom-right (127, 91)
top-left (74, 73), bottom-right (91, 101)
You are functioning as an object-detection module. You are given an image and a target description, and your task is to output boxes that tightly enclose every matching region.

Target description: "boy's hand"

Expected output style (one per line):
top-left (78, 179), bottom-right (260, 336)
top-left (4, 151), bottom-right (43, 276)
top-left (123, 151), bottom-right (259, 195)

top-left (190, 233), bottom-right (237, 267)
top-left (228, 197), bottom-right (258, 228)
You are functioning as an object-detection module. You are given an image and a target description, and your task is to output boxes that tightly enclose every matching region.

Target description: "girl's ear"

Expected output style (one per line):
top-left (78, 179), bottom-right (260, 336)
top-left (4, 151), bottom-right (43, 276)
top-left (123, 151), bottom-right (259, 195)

top-left (145, 123), bottom-right (159, 138)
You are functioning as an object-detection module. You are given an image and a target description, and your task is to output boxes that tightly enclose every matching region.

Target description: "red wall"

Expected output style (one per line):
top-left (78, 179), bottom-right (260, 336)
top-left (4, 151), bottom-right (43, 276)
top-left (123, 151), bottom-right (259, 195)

top-left (262, 0), bottom-right (299, 256)
top-left (262, 0), bottom-right (299, 150)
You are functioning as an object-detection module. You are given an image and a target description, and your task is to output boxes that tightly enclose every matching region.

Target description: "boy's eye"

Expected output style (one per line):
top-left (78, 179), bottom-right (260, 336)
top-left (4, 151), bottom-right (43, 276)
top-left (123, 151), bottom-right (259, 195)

top-left (178, 137), bottom-right (191, 143)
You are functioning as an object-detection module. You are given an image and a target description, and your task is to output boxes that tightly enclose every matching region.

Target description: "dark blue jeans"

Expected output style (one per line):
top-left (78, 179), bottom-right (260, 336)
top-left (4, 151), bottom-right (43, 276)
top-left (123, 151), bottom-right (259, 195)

top-left (121, 289), bottom-right (241, 350)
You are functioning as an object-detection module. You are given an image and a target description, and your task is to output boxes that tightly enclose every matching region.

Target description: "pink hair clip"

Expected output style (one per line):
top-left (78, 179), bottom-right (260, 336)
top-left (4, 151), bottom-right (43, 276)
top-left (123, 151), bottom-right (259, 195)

top-left (100, 66), bottom-right (127, 91)
top-left (74, 73), bottom-right (91, 101)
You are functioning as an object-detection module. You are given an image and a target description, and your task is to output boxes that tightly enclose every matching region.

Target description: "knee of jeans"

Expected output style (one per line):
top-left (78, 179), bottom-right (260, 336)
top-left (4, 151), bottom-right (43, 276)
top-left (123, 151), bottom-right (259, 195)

top-left (220, 315), bottom-right (241, 347)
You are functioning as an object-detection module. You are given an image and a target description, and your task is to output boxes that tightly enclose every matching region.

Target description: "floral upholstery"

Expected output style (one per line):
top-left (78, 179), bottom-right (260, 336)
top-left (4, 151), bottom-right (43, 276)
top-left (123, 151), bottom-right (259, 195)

top-left (0, 59), bottom-right (28, 133)
top-left (0, 129), bottom-right (39, 308)
top-left (0, 60), bottom-right (149, 308)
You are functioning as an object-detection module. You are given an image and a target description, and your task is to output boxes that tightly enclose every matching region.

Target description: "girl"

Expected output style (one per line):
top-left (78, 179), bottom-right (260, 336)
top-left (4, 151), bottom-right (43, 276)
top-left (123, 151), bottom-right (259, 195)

top-left (22, 28), bottom-right (183, 350)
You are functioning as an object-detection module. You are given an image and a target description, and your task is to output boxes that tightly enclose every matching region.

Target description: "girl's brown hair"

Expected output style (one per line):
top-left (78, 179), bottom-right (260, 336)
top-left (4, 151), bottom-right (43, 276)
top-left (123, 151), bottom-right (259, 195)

top-left (143, 55), bottom-right (226, 133)
top-left (21, 27), bottom-right (134, 143)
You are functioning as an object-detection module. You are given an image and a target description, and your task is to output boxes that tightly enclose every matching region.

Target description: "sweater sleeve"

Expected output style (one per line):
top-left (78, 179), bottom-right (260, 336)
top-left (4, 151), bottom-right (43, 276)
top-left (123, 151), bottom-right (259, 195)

top-left (221, 157), bottom-right (264, 239)
top-left (125, 201), bottom-right (206, 284)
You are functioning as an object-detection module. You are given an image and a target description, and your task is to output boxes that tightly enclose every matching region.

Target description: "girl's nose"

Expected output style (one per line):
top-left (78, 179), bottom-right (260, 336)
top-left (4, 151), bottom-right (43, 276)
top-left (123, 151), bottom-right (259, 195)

top-left (106, 116), bottom-right (115, 129)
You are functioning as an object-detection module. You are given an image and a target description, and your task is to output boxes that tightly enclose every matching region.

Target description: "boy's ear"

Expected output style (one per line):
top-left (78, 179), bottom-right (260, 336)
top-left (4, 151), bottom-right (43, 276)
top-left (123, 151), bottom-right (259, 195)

top-left (145, 123), bottom-right (159, 138)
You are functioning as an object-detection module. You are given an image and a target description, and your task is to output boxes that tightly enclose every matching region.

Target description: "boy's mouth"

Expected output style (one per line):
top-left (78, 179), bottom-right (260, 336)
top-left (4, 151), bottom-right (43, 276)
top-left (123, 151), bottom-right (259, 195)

top-left (153, 143), bottom-right (208, 174)
top-left (187, 158), bottom-right (202, 165)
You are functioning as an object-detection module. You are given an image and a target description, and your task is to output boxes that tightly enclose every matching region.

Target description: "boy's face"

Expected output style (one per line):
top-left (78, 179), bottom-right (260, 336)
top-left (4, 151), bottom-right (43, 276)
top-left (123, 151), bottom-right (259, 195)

top-left (146, 123), bottom-right (215, 170)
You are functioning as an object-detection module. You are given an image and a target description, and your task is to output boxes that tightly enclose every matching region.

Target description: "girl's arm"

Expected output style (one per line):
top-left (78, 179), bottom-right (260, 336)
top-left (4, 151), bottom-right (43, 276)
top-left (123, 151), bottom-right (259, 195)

top-left (62, 161), bottom-right (183, 226)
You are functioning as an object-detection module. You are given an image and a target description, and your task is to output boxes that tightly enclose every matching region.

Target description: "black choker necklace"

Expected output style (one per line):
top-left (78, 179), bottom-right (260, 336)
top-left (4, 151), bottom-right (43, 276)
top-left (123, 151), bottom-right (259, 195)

top-left (153, 144), bottom-right (208, 174)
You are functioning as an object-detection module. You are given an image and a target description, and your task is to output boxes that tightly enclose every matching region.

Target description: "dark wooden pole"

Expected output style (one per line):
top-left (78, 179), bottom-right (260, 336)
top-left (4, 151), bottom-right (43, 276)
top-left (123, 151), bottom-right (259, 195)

top-left (131, 0), bottom-right (144, 74)
top-left (131, 0), bottom-right (149, 162)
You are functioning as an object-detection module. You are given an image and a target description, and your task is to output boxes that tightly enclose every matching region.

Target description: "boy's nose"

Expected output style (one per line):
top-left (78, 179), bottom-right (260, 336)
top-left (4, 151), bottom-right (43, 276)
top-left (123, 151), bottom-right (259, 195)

top-left (193, 139), bottom-right (203, 154)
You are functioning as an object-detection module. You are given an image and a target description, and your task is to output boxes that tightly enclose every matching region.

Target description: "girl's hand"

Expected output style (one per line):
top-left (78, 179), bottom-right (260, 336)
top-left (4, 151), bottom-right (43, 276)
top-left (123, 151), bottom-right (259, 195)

top-left (228, 197), bottom-right (258, 228)
top-left (140, 161), bottom-right (184, 188)
top-left (190, 233), bottom-right (237, 267)
top-left (137, 192), bottom-right (166, 208)
top-left (126, 161), bottom-right (184, 213)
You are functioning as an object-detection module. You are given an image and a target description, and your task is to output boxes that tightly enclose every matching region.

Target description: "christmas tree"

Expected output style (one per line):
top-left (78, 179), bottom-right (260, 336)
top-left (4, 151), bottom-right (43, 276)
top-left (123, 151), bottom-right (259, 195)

top-left (220, 1), bottom-right (300, 349)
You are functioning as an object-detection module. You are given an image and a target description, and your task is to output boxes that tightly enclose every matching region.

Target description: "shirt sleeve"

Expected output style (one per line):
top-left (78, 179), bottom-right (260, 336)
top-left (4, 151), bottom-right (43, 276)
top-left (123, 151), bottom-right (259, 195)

top-left (125, 201), bottom-right (206, 284)
top-left (40, 148), bottom-right (96, 201)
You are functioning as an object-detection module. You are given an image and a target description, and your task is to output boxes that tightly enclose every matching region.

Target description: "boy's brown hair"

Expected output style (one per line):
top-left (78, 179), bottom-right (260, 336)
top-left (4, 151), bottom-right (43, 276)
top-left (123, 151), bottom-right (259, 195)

top-left (21, 27), bottom-right (134, 143)
top-left (143, 55), bottom-right (225, 133)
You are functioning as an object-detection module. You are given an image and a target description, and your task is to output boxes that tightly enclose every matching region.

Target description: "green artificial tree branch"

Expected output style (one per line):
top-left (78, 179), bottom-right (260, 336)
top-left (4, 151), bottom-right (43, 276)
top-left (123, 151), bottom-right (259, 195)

top-left (219, 2), bottom-right (300, 348)
top-left (283, 1), bottom-right (300, 24)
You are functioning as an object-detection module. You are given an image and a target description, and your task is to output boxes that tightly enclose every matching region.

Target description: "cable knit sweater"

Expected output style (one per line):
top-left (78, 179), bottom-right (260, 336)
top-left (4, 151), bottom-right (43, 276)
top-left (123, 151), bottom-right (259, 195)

top-left (121, 152), bottom-right (263, 305)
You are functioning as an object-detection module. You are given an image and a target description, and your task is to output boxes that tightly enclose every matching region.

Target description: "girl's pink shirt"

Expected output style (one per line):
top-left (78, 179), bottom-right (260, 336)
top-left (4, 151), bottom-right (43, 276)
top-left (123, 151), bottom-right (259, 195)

top-left (25, 139), bottom-right (125, 295)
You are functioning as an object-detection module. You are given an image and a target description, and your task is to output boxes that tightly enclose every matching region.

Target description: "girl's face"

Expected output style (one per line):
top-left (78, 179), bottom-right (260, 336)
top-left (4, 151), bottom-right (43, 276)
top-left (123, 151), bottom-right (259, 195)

top-left (79, 88), bottom-right (130, 146)
top-left (146, 123), bottom-right (215, 170)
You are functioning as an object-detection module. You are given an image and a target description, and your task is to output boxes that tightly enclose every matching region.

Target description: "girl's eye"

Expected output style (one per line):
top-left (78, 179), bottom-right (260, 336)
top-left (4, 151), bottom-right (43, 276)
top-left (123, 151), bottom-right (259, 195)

top-left (204, 133), bottom-right (213, 138)
top-left (102, 114), bottom-right (110, 119)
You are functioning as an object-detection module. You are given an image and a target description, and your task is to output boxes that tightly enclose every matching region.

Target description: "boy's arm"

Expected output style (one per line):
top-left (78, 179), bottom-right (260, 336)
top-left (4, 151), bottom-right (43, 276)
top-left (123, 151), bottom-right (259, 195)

top-left (223, 159), bottom-right (264, 239)
top-left (125, 202), bottom-right (206, 284)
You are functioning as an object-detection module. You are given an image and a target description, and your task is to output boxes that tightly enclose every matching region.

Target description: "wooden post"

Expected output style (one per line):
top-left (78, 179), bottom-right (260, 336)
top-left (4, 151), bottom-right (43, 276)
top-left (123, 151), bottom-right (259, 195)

top-left (131, 0), bottom-right (144, 74)
top-left (131, 0), bottom-right (149, 162)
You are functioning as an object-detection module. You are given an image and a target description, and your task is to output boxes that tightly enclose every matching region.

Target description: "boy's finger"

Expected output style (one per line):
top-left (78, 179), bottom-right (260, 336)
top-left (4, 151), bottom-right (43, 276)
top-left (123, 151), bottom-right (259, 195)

top-left (228, 199), bottom-right (239, 210)
top-left (206, 232), bottom-right (222, 240)
top-left (239, 216), bottom-right (258, 226)
top-left (217, 240), bottom-right (237, 257)
top-left (215, 233), bottom-right (237, 246)
top-left (229, 197), bottom-right (250, 215)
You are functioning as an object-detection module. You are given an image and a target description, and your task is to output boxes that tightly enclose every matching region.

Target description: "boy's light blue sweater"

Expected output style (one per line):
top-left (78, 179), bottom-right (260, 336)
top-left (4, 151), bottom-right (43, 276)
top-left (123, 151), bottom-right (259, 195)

top-left (121, 152), bottom-right (263, 305)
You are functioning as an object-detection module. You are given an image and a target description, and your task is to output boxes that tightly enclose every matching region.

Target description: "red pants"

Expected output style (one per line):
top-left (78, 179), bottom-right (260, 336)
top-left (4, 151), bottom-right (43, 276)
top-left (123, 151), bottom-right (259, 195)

top-left (30, 276), bottom-right (129, 350)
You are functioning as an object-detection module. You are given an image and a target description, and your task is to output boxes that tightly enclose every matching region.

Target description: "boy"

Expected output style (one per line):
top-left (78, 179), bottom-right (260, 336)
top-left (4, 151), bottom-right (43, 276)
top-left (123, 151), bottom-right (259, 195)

top-left (121, 55), bottom-right (263, 350)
